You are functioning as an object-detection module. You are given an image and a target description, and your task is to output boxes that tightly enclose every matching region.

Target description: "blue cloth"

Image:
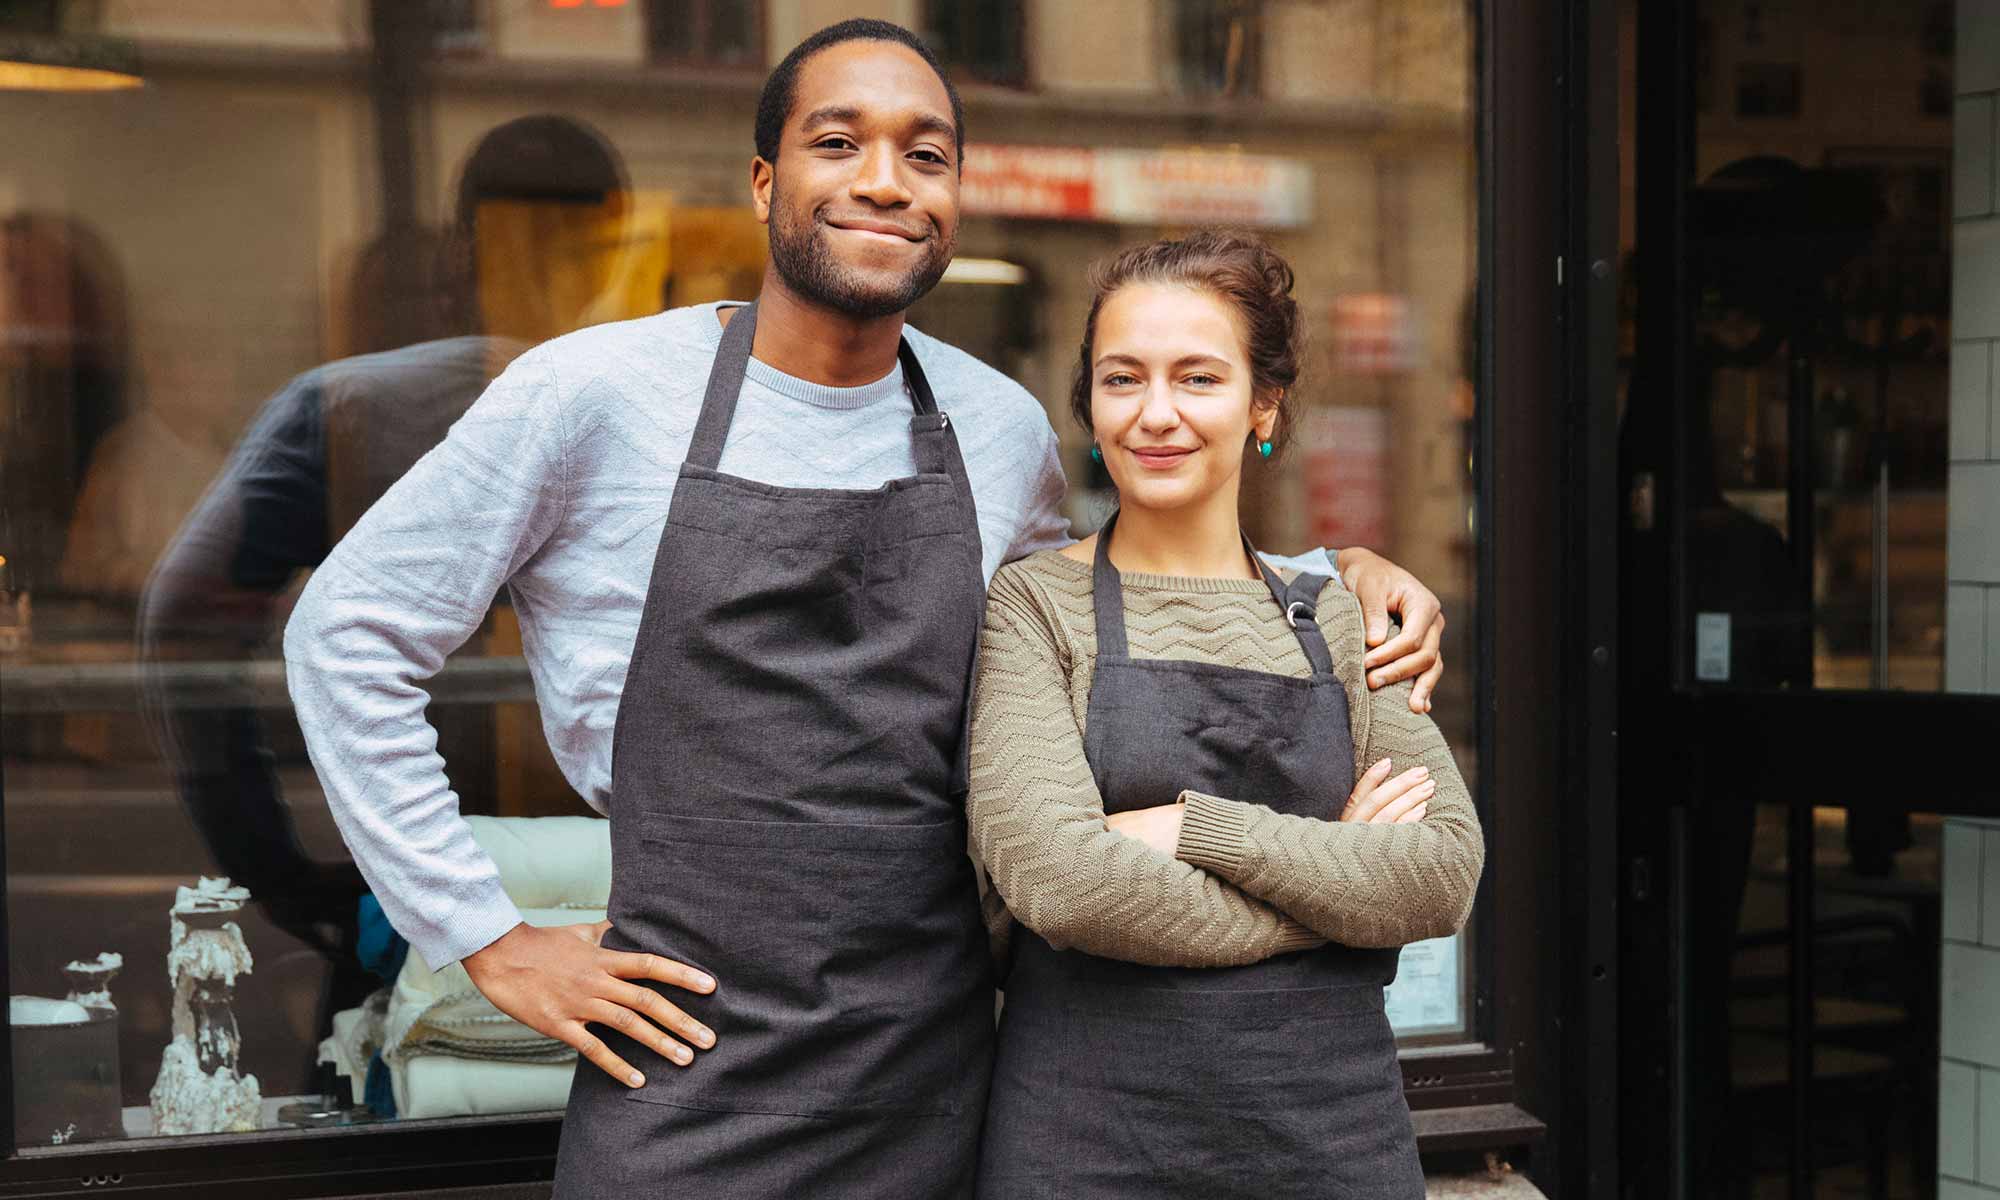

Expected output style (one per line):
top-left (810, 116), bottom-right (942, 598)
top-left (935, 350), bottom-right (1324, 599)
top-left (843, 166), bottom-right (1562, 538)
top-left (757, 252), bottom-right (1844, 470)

top-left (355, 894), bottom-right (410, 981)
top-left (356, 895), bottom-right (406, 1117)
top-left (364, 1053), bottom-right (397, 1119)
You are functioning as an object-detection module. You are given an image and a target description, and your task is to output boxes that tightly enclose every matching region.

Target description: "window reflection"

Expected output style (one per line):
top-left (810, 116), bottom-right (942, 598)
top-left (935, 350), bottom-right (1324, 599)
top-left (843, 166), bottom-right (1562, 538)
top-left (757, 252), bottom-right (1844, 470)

top-left (1, 0), bottom-right (1479, 1146)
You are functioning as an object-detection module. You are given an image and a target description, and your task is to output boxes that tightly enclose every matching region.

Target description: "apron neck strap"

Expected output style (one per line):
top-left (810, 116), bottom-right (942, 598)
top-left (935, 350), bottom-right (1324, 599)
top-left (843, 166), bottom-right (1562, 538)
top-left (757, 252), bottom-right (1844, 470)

top-left (688, 301), bottom-right (941, 472)
top-left (898, 337), bottom-right (954, 477)
top-left (1092, 508), bottom-right (1335, 675)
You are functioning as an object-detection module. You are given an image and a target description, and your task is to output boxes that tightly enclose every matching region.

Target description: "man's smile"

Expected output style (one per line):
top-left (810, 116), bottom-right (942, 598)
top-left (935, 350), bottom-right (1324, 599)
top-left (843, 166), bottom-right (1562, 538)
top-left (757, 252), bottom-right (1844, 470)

top-left (825, 213), bottom-right (928, 242)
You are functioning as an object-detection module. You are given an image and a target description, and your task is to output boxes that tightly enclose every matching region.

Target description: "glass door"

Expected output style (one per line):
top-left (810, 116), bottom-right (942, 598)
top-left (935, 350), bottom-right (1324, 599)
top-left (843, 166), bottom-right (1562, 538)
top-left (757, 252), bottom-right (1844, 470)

top-left (1621, 1), bottom-right (2000, 1197)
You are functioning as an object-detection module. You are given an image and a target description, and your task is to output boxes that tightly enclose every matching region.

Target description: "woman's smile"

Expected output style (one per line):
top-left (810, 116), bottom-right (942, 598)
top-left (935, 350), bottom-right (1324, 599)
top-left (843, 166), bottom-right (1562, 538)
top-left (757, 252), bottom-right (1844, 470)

top-left (1126, 444), bottom-right (1197, 470)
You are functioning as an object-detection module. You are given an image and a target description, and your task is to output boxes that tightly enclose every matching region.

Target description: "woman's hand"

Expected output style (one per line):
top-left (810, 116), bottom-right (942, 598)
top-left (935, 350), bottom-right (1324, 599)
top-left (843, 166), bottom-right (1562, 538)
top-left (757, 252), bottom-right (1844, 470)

top-left (1104, 802), bottom-right (1186, 855)
top-left (462, 920), bottom-right (718, 1087)
top-left (1340, 757), bottom-right (1433, 824)
top-left (1334, 548), bottom-right (1446, 714)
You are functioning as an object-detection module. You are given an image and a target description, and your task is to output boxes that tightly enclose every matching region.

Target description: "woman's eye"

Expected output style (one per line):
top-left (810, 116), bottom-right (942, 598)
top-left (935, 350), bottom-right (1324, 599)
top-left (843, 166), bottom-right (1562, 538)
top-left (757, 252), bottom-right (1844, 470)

top-left (1103, 373), bottom-right (1139, 387)
top-left (1184, 373), bottom-right (1221, 387)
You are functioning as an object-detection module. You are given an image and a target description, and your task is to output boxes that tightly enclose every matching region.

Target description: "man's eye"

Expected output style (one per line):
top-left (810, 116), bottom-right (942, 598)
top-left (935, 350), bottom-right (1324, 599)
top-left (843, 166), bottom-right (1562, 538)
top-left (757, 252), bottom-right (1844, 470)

top-left (814, 136), bottom-right (857, 151)
top-left (911, 148), bottom-right (950, 165)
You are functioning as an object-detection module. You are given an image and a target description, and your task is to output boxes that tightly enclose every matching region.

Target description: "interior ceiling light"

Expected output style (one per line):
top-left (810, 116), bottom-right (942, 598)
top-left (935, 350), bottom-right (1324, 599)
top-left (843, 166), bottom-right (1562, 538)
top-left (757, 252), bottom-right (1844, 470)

top-left (0, 33), bottom-right (141, 92)
top-left (942, 258), bottom-right (1029, 286)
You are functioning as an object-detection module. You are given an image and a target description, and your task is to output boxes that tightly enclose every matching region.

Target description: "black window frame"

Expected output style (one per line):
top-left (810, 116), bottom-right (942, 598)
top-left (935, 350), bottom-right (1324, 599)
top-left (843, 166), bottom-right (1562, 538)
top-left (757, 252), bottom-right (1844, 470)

top-left (0, 0), bottom-right (1621, 1191)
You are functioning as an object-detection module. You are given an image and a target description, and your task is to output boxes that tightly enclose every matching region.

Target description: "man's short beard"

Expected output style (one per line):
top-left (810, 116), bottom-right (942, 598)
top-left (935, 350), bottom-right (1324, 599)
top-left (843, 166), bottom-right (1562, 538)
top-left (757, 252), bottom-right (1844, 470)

top-left (768, 185), bottom-right (953, 320)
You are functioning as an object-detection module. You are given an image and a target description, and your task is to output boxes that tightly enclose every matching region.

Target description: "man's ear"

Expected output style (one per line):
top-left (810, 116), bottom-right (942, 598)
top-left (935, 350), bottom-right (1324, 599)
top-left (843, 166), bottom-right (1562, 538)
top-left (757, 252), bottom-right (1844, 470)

top-left (750, 157), bottom-right (774, 225)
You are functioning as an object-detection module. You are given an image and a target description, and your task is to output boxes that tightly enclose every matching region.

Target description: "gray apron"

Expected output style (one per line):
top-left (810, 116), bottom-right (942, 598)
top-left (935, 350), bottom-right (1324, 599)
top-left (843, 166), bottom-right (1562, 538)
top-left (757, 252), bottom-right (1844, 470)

top-left (976, 512), bottom-right (1423, 1200)
top-left (554, 302), bottom-right (994, 1198)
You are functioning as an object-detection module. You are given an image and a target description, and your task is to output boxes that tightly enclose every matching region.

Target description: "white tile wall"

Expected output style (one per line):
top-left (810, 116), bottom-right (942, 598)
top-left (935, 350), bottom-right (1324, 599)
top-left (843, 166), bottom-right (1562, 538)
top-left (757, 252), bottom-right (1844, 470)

top-left (1944, 10), bottom-right (2000, 1194)
top-left (1946, 819), bottom-right (2000, 1195)
top-left (1956, 342), bottom-right (1993, 462)
top-left (1991, 588), bottom-right (2000, 692)
top-left (1946, 1060), bottom-right (1980, 1182)
top-left (1950, 822), bottom-right (1987, 941)
top-left (1945, 0), bottom-right (1997, 692)
top-left (1965, 0), bottom-right (2000, 94)
top-left (1946, 942), bottom-right (2000, 1068)
top-left (1963, 96), bottom-right (1997, 219)
top-left (1987, 828), bottom-right (2000, 949)
top-left (1959, 221), bottom-right (2000, 343)
top-left (1984, 1067), bottom-right (2000, 1186)
top-left (1949, 585), bottom-right (1989, 692)
top-left (1950, 464), bottom-right (2000, 583)
top-left (1943, 1177), bottom-right (2000, 1200)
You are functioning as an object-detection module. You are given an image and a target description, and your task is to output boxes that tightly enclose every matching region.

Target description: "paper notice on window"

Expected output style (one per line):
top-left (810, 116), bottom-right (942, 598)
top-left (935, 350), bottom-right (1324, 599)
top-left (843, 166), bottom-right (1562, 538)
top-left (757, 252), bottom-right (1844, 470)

top-left (1695, 611), bottom-right (1732, 682)
top-left (1385, 933), bottom-right (1463, 1037)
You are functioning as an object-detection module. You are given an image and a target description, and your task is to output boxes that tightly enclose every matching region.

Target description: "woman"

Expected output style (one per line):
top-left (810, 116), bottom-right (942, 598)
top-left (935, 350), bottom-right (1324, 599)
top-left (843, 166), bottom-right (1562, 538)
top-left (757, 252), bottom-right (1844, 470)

top-left (968, 232), bottom-right (1484, 1199)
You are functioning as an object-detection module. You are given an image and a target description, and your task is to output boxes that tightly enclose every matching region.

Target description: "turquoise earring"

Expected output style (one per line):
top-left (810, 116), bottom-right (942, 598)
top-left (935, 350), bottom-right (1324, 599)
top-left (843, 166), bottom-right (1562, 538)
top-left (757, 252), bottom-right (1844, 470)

top-left (1258, 440), bottom-right (1274, 459)
top-left (1090, 444), bottom-right (1103, 463)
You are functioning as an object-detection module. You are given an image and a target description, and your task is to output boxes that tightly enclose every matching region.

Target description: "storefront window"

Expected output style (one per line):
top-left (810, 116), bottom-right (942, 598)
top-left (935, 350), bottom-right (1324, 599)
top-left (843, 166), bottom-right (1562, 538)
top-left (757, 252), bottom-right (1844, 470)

top-left (0, 0), bottom-right (1477, 1161)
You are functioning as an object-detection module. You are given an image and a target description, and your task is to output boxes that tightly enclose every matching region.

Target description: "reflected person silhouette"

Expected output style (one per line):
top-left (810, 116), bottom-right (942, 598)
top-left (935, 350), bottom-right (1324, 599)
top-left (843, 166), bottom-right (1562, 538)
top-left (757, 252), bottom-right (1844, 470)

top-left (137, 115), bottom-right (635, 1093)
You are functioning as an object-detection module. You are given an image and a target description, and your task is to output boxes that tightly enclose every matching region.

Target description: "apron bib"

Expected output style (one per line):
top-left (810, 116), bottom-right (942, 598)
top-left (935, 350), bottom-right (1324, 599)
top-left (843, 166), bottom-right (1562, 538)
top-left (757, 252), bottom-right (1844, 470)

top-left (555, 302), bottom-right (994, 1198)
top-left (977, 511), bottom-right (1423, 1200)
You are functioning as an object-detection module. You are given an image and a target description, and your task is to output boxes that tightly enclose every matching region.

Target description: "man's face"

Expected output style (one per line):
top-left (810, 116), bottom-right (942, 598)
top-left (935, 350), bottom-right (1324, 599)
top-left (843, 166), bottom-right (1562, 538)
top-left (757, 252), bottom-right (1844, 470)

top-left (754, 40), bottom-right (960, 319)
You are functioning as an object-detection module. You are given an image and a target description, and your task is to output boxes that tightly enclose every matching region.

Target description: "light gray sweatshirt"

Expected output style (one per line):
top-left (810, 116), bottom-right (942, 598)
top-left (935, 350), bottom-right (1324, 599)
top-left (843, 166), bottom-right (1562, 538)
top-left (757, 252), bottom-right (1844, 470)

top-left (283, 300), bottom-right (1337, 972)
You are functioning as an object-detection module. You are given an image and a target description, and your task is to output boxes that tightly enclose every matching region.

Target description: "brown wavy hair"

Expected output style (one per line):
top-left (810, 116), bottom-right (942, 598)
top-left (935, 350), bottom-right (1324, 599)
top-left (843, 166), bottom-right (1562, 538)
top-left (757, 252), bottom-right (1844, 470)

top-left (1070, 230), bottom-right (1303, 456)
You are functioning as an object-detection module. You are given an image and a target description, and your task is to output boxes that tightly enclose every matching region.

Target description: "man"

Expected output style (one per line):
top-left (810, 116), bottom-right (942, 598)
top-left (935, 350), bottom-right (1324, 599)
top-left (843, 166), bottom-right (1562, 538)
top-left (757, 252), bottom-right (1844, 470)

top-left (284, 19), bottom-right (1447, 1197)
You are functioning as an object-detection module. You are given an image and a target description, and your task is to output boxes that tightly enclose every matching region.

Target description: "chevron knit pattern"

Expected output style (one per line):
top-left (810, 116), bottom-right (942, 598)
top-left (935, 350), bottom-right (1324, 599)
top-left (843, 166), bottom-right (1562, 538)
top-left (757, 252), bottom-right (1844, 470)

top-left (968, 549), bottom-right (1484, 970)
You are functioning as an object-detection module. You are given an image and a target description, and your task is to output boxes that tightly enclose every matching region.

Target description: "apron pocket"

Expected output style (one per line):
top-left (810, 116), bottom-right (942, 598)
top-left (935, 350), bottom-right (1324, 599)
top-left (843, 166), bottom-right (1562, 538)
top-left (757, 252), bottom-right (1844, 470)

top-left (621, 811), bottom-right (972, 1118)
top-left (1039, 986), bottom-right (1408, 1193)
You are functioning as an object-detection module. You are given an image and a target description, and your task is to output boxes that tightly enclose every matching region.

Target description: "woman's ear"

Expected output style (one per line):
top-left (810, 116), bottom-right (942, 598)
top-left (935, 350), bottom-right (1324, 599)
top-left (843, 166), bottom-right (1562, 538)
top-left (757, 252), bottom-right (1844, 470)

top-left (1253, 391), bottom-right (1283, 444)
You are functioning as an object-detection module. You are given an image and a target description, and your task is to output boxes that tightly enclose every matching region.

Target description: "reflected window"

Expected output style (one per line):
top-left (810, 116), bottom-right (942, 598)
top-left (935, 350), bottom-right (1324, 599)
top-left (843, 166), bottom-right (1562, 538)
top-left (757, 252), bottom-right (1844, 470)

top-left (1172, 0), bottom-right (1263, 98)
top-left (427, 0), bottom-right (485, 56)
top-left (921, 0), bottom-right (1026, 88)
top-left (646, 0), bottom-right (762, 69)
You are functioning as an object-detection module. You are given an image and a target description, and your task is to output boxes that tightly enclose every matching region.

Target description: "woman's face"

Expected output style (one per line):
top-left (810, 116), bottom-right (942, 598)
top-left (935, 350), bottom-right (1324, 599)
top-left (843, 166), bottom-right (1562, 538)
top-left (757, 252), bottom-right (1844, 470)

top-left (1089, 282), bottom-right (1276, 514)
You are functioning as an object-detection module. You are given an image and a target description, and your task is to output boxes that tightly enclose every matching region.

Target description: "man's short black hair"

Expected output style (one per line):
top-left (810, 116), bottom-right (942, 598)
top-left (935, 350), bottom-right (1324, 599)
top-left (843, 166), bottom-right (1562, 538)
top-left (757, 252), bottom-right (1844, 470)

top-left (754, 19), bottom-right (964, 167)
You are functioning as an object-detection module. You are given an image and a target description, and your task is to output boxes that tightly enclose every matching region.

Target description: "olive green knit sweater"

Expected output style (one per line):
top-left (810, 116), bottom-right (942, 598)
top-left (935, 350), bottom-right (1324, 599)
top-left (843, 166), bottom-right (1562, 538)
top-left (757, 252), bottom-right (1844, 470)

top-left (967, 548), bottom-right (1484, 970)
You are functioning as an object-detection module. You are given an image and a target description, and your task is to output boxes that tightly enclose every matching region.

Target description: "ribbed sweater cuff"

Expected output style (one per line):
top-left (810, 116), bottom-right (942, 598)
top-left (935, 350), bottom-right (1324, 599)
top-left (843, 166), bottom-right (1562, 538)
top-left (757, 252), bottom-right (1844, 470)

top-left (1175, 791), bottom-right (1250, 878)
top-left (1273, 924), bottom-right (1325, 954)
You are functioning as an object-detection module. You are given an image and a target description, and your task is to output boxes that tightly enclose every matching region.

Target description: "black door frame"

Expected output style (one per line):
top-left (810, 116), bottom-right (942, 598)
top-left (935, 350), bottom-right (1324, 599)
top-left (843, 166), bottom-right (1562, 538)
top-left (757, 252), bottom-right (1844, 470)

top-left (1486, 0), bottom-right (1623, 1194)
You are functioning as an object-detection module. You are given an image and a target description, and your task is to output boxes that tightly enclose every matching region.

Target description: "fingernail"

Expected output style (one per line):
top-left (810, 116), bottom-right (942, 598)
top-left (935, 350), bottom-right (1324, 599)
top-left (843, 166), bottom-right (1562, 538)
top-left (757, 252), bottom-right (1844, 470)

top-left (1413, 766), bottom-right (1429, 778)
top-left (697, 1028), bottom-right (715, 1048)
top-left (694, 973), bottom-right (715, 991)
top-left (1376, 758), bottom-right (1392, 773)
top-left (628, 1072), bottom-right (645, 1087)
top-left (673, 1046), bottom-right (692, 1065)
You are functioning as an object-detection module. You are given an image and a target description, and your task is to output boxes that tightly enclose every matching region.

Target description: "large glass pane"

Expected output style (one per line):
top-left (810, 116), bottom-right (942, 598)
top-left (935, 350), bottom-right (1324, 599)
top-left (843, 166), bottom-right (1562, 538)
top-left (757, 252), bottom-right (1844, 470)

top-left (1670, 0), bottom-right (1973, 696)
top-left (0, 0), bottom-right (1480, 1157)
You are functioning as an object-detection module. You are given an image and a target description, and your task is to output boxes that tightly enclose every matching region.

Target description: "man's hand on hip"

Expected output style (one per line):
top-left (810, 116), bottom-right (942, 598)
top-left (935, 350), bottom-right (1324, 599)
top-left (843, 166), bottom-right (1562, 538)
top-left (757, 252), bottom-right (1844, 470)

top-left (1334, 548), bottom-right (1446, 713)
top-left (462, 920), bottom-right (718, 1087)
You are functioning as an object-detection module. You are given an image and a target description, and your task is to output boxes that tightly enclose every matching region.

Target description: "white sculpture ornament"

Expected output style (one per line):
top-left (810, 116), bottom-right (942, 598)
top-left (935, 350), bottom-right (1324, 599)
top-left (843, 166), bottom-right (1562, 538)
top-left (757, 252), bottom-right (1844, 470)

top-left (149, 877), bottom-right (261, 1135)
